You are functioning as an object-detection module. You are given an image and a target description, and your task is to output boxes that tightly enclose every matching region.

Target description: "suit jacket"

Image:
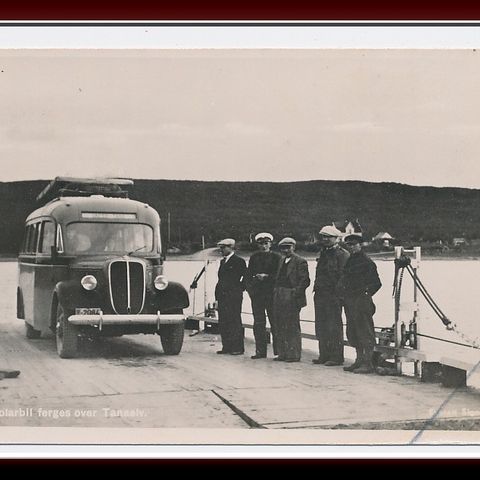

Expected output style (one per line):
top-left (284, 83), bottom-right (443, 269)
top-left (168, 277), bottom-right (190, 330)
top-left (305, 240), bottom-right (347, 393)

top-left (274, 253), bottom-right (311, 308)
top-left (245, 250), bottom-right (281, 297)
top-left (215, 254), bottom-right (247, 300)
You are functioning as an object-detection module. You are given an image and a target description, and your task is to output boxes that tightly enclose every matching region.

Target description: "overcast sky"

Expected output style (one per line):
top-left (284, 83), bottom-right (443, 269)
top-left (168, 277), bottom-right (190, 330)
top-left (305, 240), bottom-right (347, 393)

top-left (1, 48), bottom-right (480, 188)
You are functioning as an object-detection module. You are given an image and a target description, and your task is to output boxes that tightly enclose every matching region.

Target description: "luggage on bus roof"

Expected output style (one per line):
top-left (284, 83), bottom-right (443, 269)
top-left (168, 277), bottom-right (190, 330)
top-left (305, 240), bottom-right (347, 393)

top-left (36, 177), bottom-right (134, 203)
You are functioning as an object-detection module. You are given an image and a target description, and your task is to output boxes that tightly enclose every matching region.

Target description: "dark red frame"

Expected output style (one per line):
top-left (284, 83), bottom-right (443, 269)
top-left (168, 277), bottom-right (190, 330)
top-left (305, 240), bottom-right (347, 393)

top-left (0, 0), bottom-right (479, 466)
top-left (0, 1), bottom-right (480, 21)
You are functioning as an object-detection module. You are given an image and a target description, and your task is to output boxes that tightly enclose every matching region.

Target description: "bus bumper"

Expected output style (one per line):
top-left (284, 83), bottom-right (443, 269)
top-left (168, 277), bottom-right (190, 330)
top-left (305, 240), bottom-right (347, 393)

top-left (68, 313), bottom-right (185, 328)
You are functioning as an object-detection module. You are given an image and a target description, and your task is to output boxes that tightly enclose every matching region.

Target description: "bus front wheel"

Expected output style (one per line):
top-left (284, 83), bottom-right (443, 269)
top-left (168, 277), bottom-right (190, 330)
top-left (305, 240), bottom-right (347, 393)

top-left (56, 303), bottom-right (79, 358)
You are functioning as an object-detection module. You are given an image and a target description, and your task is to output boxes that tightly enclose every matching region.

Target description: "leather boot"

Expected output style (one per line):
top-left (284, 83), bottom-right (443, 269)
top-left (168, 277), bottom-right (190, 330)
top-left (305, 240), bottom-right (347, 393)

top-left (343, 348), bottom-right (363, 372)
top-left (353, 347), bottom-right (375, 374)
top-left (312, 353), bottom-right (329, 364)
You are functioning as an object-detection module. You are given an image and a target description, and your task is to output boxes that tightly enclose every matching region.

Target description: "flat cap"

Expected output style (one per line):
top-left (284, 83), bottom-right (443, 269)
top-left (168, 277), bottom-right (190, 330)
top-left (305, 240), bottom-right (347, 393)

top-left (278, 237), bottom-right (296, 246)
top-left (343, 233), bottom-right (363, 243)
top-left (319, 225), bottom-right (342, 237)
top-left (255, 232), bottom-right (273, 242)
top-left (217, 238), bottom-right (236, 247)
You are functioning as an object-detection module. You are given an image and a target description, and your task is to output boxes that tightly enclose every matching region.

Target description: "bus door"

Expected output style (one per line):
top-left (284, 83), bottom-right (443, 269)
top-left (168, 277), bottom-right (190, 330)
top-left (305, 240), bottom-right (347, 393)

top-left (18, 221), bottom-right (40, 326)
top-left (32, 220), bottom-right (58, 331)
top-left (18, 219), bottom-right (57, 331)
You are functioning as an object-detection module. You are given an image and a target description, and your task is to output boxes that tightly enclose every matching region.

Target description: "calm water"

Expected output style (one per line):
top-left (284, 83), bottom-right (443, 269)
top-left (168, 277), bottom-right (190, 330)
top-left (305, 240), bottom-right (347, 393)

top-left (4, 258), bottom-right (479, 370)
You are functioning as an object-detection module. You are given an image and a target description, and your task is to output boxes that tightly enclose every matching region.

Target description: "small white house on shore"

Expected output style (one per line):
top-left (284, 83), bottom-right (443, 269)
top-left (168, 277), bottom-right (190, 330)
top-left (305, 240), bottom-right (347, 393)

top-left (452, 237), bottom-right (467, 247)
top-left (372, 232), bottom-right (394, 247)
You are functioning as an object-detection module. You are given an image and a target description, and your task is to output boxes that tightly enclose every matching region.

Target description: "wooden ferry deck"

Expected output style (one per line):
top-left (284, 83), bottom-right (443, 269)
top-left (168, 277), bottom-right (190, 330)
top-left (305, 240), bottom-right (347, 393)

top-left (0, 312), bottom-right (479, 436)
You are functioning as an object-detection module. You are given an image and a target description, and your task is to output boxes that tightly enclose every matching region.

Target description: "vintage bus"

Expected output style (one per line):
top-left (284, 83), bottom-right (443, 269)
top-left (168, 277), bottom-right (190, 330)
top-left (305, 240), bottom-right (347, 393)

top-left (17, 177), bottom-right (189, 358)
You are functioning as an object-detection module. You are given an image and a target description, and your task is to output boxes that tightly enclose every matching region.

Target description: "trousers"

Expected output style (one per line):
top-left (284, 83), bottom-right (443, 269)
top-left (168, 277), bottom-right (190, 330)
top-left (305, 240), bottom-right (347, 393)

top-left (217, 291), bottom-right (245, 353)
top-left (314, 292), bottom-right (344, 362)
top-left (250, 293), bottom-right (277, 356)
top-left (344, 293), bottom-right (376, 350)
top-left (273, 287), bottom-right (302, 361)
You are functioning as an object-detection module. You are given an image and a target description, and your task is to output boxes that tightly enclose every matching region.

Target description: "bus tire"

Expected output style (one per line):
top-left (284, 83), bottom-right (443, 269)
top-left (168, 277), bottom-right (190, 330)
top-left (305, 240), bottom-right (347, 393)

top-left (158, 311), bottom-right (184, 355)
top-left (56, 303), bottom-right (79, 358)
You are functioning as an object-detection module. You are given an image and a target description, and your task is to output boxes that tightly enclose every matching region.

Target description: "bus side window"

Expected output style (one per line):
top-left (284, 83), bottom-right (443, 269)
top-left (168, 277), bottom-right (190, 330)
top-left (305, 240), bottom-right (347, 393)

top-left (56, 225), bottom-right (64, 253)
top-left (37, 222), bottom-right (44, 253)
top-left (25, 225), bottom-right (35, 253)
top-left (39, 221), bottom-right (55, 254)
top-left (32, 223), bottom-right (40, 253)
top-left (21, 226), bottom-right (30, 253)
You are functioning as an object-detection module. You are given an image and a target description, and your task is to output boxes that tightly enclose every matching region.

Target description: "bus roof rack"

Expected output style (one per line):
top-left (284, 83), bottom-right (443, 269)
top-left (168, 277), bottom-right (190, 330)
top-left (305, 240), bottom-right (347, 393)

top-left (36, 177), bottom-right (134, 203)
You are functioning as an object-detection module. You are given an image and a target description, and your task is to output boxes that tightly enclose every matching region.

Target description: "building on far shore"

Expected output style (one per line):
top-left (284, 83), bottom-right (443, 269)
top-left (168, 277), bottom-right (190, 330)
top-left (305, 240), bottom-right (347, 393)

top-left (372, 232), bottom-right (394, 247)
top-left (332, 220), bottom-right (362, 236)
top-left (452, 237), bottom-right (467, 247)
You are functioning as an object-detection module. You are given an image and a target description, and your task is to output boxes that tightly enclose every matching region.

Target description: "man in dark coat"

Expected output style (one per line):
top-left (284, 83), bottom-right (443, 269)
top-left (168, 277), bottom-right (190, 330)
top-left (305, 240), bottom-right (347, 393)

top-left (342, 232), bottom-right (382, 374)
top-left (313, 225), bottom-right (350, 366)
top-left (246, 232), bottom-right (281, 359)
top-left (272, 237), bottom-right (310, 362)
top-left (215, 238), bottom-right (247, 355)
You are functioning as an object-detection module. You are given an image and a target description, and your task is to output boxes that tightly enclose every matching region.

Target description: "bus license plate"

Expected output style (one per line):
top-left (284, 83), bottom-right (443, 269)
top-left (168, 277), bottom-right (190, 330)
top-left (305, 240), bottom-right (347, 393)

top-left (75, 307), bottom-right (102, 315)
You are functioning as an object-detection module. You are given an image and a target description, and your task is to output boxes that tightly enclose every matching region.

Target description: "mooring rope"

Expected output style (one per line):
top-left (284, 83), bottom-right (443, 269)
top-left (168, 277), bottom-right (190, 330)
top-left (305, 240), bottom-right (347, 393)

top-left (394, 255), bottom-right (480, 350)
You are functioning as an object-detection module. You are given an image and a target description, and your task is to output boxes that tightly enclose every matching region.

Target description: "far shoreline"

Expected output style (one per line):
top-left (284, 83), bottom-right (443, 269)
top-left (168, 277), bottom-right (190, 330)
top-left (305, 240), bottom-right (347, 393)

top-left (165, 251), bottom-right (480, 262)
top-left (3, 252), bottom-right (479, 262)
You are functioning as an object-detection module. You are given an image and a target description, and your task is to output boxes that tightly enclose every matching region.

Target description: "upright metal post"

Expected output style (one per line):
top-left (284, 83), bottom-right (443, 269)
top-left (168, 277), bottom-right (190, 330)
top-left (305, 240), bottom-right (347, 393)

top-left (192, 287), bottom-right (196, 316)
top-left (203, 259), bottom-right (209, 329)
top-left (167, 212), bottom-right (171, 244)
top-left (394, 246), bottom-right (403, 375)
top-left (413, 246), bottom-right (421, 376)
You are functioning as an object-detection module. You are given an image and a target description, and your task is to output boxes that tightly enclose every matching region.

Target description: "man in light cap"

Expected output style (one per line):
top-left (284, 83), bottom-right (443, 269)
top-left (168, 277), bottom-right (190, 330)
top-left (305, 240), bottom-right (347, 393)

top-left (272, 237), bottom-right (310, 362)
top-left (342, 232), bottom-right (382, 374)
top-left (312, 225), bottom-right (349, 366)
top-left (246, 232), bottom-right (281, 359)
top-left (214, 238), bottom-right (247, 355)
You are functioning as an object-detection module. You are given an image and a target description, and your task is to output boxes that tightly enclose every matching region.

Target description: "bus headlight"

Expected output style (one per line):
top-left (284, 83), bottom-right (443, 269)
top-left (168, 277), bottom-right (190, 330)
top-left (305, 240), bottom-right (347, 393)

top-left (154, 275), bottom-right (169, 291)
top-left (81, 275), bottom-right (98, 291)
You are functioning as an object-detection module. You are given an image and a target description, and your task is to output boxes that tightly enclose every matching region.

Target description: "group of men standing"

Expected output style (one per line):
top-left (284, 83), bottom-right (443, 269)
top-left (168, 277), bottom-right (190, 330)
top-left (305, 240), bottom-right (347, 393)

top-left (214, 226), bottom-right (382, 374)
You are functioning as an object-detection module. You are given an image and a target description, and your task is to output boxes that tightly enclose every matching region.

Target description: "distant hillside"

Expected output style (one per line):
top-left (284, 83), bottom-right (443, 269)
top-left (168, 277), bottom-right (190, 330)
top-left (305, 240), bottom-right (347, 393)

top-left (0, 178), bottom-right (479, 254)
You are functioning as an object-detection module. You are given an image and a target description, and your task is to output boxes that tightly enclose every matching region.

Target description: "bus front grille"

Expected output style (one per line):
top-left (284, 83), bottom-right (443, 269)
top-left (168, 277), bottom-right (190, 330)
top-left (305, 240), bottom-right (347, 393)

top-left (108, 259), bottom-right (145, 314)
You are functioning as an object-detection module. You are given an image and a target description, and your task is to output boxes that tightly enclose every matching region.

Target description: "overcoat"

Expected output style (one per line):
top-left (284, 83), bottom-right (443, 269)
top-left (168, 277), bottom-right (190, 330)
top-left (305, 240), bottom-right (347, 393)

top-left (274, 253), bottom-right (310, 307)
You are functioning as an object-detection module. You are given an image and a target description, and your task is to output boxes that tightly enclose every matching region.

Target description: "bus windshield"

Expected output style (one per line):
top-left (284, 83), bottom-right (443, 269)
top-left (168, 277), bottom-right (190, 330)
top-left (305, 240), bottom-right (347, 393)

top-left (65, 222), bottom-right (154, 255)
